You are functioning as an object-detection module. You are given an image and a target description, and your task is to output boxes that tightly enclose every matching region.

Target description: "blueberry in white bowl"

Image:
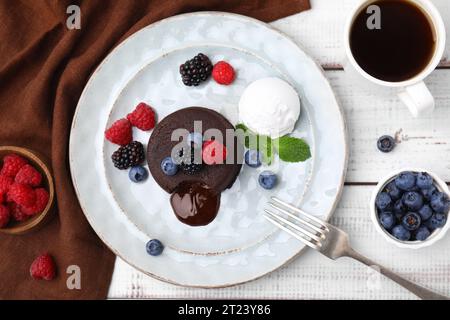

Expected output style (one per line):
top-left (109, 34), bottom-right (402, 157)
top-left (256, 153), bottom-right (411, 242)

top-left (370, 169), bottom-right (450, 249)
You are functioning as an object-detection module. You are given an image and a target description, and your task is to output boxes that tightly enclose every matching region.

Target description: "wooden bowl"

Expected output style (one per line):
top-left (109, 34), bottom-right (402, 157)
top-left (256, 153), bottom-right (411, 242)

top-left (0, 146), bottom-right (55, 235)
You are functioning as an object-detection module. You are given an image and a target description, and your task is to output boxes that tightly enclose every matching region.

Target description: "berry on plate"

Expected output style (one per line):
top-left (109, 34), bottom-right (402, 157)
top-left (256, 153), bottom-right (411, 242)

top-left (179, 146), bottom-right (203, 175)
top-left (402, 191), bottom-right (423, 211)
top-left (244, 150), bottom-right (262, 168)
top-left (0, 204), bottom-right (10, 228)
top-left (375, 192), bottom-right (392, 211)
top-left (202, 140), bottom-right (227, 165)
top-left (179, 53), bottom-right (213, 86)
top-left (111, 141), bottom-right (145, 170)
top-left (129, 166), bottom-right (148, 183)
top-left (127, 103), bottom-right (156, 131)
top-left (401, 212), bottom-right (422, 231)
top-left (146, 239), bottom-right (164, 256)
top-left (7, 183), bottom-right (36, 207)
top-left (395, 172), bottom-right (416, 191)
top-left (14, 164), bottom-right (42, 187)
top-left (105, 118), bottom-right (132, 146)
top-left (377, 135), bottom-right (396, 153)
top-left (30, 253), bottom-right (56, 280)
top-left (391, 224), bottom-right (411, 241)
top-left (187, 132), bottom-right (203, 149)
top-left (0, 154), bottom-right (28, 177)
top-left (258, 171), bottom-right (277, 190)
top-left (212, 61), bottom-right (236, 85)
top-left (160, 157), bottom-right (179, 176)
top-left (21, 188), bottom-right (49, 216)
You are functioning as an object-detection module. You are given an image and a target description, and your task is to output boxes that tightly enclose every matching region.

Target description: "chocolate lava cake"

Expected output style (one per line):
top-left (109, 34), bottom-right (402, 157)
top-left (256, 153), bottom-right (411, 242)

top-left (147, 107), bottom-right (243, 194)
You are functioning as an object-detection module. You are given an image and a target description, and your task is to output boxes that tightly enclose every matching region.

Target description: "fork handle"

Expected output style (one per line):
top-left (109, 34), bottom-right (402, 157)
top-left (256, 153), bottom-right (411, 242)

top-left (345, 248), bottom-right (449, 300)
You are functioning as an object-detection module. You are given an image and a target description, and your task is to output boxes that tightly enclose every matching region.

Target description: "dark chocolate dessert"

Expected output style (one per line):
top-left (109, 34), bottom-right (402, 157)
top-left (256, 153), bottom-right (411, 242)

top-left (147, 107), bottom-right (243, 226)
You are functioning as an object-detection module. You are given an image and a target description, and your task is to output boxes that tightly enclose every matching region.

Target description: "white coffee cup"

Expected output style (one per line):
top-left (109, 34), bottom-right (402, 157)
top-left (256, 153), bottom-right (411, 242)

top-left (344, 0), bottom-right (446, 117)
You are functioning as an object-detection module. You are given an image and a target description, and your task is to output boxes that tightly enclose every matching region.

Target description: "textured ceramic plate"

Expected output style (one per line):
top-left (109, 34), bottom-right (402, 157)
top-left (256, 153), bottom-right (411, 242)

top-left (70, 12), bottom-right (347, 287)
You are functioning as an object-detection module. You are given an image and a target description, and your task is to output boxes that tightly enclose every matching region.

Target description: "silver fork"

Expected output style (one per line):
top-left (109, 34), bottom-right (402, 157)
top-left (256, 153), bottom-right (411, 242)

top-left (265, 196), bottom-right (449, 300)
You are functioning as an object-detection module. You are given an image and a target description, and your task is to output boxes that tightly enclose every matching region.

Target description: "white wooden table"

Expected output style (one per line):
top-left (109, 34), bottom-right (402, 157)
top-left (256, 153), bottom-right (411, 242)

top-left (107, 0), bottom-right (450, 299)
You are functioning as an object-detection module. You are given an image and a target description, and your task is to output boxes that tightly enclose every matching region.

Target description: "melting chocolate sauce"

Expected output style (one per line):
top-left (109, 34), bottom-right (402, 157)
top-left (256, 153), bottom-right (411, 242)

top-left (170, 181), bottom-right (221, 226)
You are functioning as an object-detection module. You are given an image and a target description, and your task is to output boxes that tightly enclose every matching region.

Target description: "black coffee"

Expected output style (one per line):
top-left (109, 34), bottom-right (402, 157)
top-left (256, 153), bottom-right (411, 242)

top-left (350, 0), bottom-right (436, 82)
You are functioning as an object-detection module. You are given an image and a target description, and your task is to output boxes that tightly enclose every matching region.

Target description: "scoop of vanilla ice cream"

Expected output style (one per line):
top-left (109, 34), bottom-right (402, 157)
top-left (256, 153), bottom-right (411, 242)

top-left (238, 77), bottom-right (301, 138)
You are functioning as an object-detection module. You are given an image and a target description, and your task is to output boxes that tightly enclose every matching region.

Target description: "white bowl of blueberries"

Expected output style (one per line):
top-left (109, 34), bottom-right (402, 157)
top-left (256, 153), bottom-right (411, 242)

top-left (370, 169), bottom-right (450, 249)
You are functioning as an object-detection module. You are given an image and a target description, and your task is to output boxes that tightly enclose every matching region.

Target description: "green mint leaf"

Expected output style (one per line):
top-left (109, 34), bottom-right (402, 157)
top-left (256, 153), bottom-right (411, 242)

top-left (274, 136), bottom-right (311, 162)
top-left (235, 123), bottom-right (248, 132)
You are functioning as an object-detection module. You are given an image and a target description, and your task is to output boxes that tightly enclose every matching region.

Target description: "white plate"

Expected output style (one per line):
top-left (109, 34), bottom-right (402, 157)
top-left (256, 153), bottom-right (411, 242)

top-left (69, 12), bottom-right (348, 287)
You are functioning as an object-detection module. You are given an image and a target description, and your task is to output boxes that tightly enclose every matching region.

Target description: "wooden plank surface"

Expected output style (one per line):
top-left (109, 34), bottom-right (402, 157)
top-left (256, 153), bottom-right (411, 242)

top-left (327, 69), bottom-right (450, 183)
top-left (108, 186), bottom-right (450, 299)
top-left (272, 0), bottom-right (450, 69)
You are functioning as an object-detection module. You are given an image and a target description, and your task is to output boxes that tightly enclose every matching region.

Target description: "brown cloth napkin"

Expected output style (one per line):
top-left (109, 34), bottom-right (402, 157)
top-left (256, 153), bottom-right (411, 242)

top-left (0, 0), bottom-right (310, 299)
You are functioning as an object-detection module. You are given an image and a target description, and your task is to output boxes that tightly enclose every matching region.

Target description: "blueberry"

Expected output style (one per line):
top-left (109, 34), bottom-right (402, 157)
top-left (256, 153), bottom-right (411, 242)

top-left (427, 213), bottom-right (447, 230)
top-left (416, 172), bottom-right (433, 190)
top-left (401, 212), bottom-right (422, 231)
top-left (393, 199), bottom-right (407, 217)
top-left (418, 204), bottom-right (433, 221)
top-left (258, 171), bottom-right (277, 190)
top-left (161, 157), bottom-right (178, 176)
top-left (377, 135), bottom-right (396, 153)
top-left (395, 172), bottom-right (416, 191)
top-left (379, 212), bottom-right (395, 230)
top-left (385, 181), bottom-right (402, 200)
top-left (187, 132), bottom-right (203, 149)
top-left (402, 191), bottom-right (423, 211)
top-left (415, 226), bottom-right (431, 241)
top-left (391, 225), bottom-right (411, 241)
top-left (421, 185), bottom-right (437, 202)
top-left (128, 165), bottom-right (148, 183)
top-left (146, 239), bottom-right (164, 256)
top-left (245, 150), bottom-right (262, 168)
top-left (375, 192), bottom-right (392, 211)
top-left (430, 192), bottom-right (450, 214)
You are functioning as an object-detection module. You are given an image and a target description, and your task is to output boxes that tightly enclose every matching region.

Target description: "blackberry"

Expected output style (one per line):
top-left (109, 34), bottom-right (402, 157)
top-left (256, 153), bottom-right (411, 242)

top-left (175, 145), bottom-right (203, 175)
top-left (111, 141), bottom-right (145, 170)
top-left (179, 53), bottom-right (213, 86)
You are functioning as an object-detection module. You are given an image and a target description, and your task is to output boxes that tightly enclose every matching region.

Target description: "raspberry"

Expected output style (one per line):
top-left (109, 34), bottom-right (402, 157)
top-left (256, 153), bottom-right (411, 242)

top-left (0, 204), bottom-right (10, 228)
top-left (7, 183), bottom-right (36, 207)
top-left (1, 154), bottom-right (28, 177)
top-left (105, 118), bottom-right (132, 146)
top-left (30, 253), bottom-right (56, 281)
top-left (202, 140), bottom-right (228, 165)
top-left (127, 103), bottom-right (156, 131)
top-left (0, 175), bottom-right (13, 196)
top-left (212, 61), bottom-right (235, 85)
top-left (15, 164), bottom-right (42, 187)
top-left (21, 188), bottom-right (49, 216)
top-left (9, 203), bottom-right (29, 222)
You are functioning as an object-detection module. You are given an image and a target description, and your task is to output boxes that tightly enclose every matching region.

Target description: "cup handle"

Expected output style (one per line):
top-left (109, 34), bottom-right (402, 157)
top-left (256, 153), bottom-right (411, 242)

top-left (397, 82), bottom-right (435, 117)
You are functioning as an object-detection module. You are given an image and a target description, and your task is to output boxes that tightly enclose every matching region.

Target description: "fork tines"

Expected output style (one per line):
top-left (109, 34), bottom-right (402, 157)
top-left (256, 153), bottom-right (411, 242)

top-left (264, 197), bottom-right (328, 250)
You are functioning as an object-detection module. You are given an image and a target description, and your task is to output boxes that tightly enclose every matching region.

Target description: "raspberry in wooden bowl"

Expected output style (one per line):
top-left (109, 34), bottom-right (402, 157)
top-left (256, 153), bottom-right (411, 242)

top-left (0, 146), bottom-right (55, 235)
